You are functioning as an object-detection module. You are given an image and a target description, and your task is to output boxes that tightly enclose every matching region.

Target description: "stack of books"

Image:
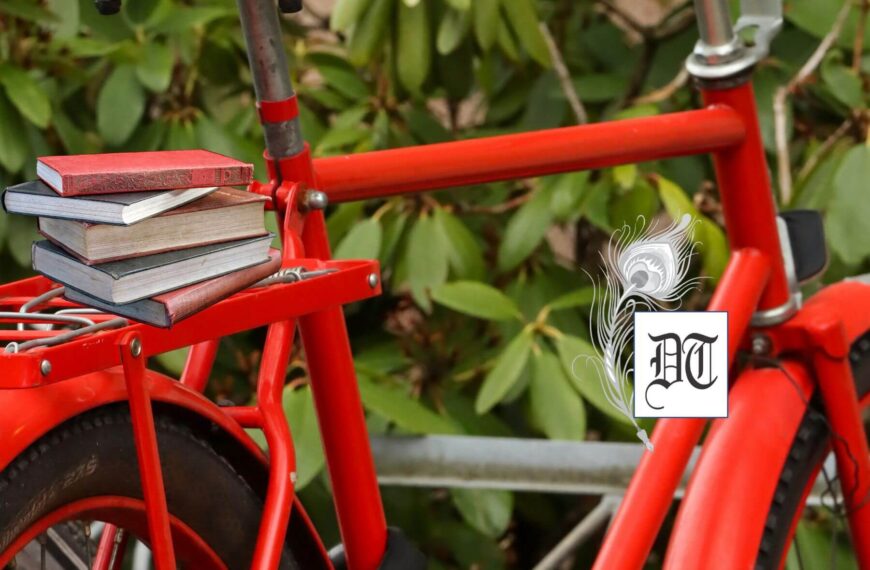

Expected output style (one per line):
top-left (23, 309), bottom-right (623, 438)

top-left (3, 149), bottom-right (280, 328)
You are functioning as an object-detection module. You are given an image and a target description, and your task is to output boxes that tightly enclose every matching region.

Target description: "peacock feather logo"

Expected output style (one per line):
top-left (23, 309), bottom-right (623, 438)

top-left (581, 214), bottom-right (700, 451)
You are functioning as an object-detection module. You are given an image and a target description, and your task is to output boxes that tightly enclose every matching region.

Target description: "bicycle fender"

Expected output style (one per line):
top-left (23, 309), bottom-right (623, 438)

top-left (0, 368), bottom-right (332, 568)
top-left (664, 361), bottom-right (815, 569)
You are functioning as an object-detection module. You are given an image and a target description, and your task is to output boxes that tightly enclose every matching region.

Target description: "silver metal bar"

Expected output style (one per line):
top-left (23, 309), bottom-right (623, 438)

top-left (17, 288), bottom-right (67, 331)
top-left (370, 435), bottom-right (836, 505)
top-left (533, 495), bottom-right (621, 570)
top-left (370, 435), bottom-right (698, 496)
top-left (1, 312), bottom-right (95, 329)
top-left (235, 0), bottom-right (303, 160)
top-left (5, 317), bottom-right (129, 353)
top-left (693, 0), bottom-right (735, 48)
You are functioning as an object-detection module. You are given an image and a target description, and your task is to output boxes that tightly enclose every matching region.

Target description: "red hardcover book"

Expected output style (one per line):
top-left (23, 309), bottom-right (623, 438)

top-left (63, 249), bottom-right (282, 327)
top-left (37, 150), bottom-right (254, 196)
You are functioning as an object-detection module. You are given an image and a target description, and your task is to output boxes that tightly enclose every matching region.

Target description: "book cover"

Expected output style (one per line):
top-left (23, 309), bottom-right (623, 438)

top-left (37, 188), bottom-right (267, 264)
top-left (3, 180), bottom-right (218, 225)
top-left (37, 149), bottom-right (253, 196)
top-left (64, 249), bottom-right (281, 327)
top-left (32, 234), bottom-right (273, 303)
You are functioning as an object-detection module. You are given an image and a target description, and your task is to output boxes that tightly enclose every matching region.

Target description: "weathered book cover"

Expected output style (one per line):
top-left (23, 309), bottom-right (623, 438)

top-left (37, 149), bottom-right (253, 196)
top-left (63, 249), bottom-right (281, 327)
top-left (38, 187), bottom-right (267, 264)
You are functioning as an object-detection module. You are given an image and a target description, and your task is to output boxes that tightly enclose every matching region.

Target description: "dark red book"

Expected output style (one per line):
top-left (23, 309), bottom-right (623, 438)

top-left (37, 150), bottom-right (253, 196)
top-left (63, 249), bottom-right (281, 327)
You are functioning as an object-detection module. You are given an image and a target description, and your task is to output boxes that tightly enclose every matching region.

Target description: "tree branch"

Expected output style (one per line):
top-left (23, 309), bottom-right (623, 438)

top-left (539, 22), bottom-right (588, 124)
top-left (774, 0), bottom-right (853, 205)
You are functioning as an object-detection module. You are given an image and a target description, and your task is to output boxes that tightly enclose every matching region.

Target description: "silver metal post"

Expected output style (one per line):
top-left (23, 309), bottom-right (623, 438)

top-left (235, 0), bottom-right (304, 161)
top-left (693, 0), bottom-right (735, 48)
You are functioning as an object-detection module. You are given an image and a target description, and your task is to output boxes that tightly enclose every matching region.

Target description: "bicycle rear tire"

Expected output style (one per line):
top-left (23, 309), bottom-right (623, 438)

top-left (0, 404), bottom-right (298, 570)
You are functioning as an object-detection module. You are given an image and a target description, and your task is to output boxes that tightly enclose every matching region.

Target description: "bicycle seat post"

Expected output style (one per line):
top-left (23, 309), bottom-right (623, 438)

top-left (236, 0), bottom-right (305, 165)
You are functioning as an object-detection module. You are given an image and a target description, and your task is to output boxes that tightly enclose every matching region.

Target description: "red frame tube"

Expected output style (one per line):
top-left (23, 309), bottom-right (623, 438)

top-left (701, 83), bottom-right (790, 311)
top-left (593, 248), bottom-right (771, 569)
top-left (118, 332), bottom-right (177, 569)
top-left (251, 320), bottom-right (298, 570)
top-left (314, 107), bottom-right (744, 201)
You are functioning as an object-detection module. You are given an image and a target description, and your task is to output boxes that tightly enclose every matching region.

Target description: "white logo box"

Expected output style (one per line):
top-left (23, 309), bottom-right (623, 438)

top-left (633, 311), bottom-right (729, 419)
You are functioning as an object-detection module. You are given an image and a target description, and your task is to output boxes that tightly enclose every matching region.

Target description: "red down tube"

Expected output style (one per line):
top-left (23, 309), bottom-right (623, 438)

top-left (314, 107), bottom-right (745, 202)
top-left (593, 248), bottom-right (771, 569)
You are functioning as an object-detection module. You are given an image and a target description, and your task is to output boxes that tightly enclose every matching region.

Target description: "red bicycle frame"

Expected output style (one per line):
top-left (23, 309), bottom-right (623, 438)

top-left (1, 0), bottom-right (868, 568)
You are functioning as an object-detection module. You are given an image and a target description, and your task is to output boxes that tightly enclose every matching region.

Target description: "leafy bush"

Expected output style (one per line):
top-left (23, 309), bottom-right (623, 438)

top-left (0, 0), bottom-right (867, 566)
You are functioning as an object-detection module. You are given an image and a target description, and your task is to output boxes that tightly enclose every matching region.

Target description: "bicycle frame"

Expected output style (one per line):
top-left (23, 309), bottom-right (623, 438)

top-left (0, 0), bottom-right (868, 569)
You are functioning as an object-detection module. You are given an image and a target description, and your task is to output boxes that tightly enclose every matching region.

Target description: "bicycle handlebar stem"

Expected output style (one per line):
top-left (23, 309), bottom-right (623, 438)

top-left (236, 0), bottom-right (305, 163)
top-left (687, 0), bottom-right (783, 80)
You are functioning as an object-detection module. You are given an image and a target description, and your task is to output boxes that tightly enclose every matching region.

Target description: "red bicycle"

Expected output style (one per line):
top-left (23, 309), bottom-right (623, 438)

top-left (0, 0), bottom-right (868, 569)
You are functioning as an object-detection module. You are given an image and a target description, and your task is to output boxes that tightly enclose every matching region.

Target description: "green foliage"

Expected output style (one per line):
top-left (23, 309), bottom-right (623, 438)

top-left (0, 0), bottom-right (866, 566)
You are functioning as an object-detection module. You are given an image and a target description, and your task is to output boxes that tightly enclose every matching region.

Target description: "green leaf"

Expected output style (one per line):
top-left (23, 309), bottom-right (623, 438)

top-left (432, 281), bottom-right (522, 321)
top-left (475, 329), bottom-right (533, 413)
top-left (0, 66), bottom-right (51, 128)
top-left (548, 171), bottom-right (590, 221)
top-left (347, 0), bottom-right (393, 66)
top-left (123, 0), bottom-right (156, 25)
top-left (437, 8), bottom-right (470, 55)
top-left (612, 164), bottom-right (637, 190)
top-left (445, 0), bottom-right (470, 10)
top-left (357, 373), bottom-right (461, 434)
top-left (46, 0), bottom-right (79, 38)
top-left (0, 0), bottom-right (58, 22)
top-left (472, 0), bottom-right (499, 50)
top-left (547, 287), bottom-right (595, 311)
top-left (827, 145), bottom-right (870, 264)
top-left (0, 92), bottom-right (28, 173)
top-left (154, 347), bottom-right (189, 376)
top-left (396, 0), bottom-right (431, 94)
top-left (529, 351), bottom-right (586, 440)
top-left (521, 71), bottom-right (564, 130)
top-left (821, 58), bottom-right (864, 109)
top-left (334, 217), bottom-right (383, 260)
top-left (609, 183), bottom-right (659, 229)
top-left (450, 488), bottom-right (513, 538)
top-left (97, 65), bottom-right (146, 146)
top-left (309, 52), bottom-right (370, 101)
top-left (406, 213), bottom-right (450, 312)
top-left (434, 208), bottom-right (484, 280)
top-left (555, 334), bottom-right (632, 425)
top-left (573, 74), bottom-right (628, 103)
top-left (497, 188), bottom-right (555, 272)
top-left (7, 215), bottom-right (39, 267)
top-left (136, 43), bottom-right (174, 92)
top-left (331, 0), bottom-right (375, 31)
top-left (501, 0), bottom-right (551, 67)
top-left (283, 384), bottom-right (325, 489)
top-left (657, 176), bottom-right (728, 280)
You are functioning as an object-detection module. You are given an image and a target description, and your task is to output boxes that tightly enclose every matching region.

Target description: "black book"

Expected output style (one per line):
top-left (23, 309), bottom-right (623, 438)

top-left (3, 180), bottom-right (218, 225)
top-left (32, 234), bottom-right (272, 304)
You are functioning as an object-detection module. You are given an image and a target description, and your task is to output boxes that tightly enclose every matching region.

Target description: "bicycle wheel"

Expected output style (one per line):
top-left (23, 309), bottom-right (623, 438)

top-left (0, 404), bottom-right (298, 570)
top-left (755, 329), bottom-right (870, 569)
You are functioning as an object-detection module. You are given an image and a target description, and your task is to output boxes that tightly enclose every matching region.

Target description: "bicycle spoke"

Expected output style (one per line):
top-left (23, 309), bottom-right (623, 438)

top-left (38, 534), bottom-right (46, 570)
top-left (108, 529), bottom-right (126, 569)
top-left (81, 521), bottom-right (92, 568)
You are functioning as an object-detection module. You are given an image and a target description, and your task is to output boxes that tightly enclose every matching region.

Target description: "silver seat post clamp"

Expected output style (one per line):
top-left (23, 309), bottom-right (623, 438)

top-left (686, 0), bottom-right (783, 80)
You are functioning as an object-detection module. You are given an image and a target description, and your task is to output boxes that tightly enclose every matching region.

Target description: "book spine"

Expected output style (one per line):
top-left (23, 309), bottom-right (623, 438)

top-left (162, 255), bottom-right (279, 324)
top-left (61, 166), bottom-right (253, 195)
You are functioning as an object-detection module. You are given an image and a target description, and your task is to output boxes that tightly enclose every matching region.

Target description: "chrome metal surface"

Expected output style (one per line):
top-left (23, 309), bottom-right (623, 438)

top-left (370, 435), bottom-right (835, 505)
top-left (752, 216), bottom-right (801, 326)
top-left (303, 190), bottom-right (329, 211)
top-left (5, 318), bottom-right (129, 353)
top-left (235, 0), bottom-right (303, 160)
top-left (687, 0), bottom-right (783, 79)
top-left (40, 360), bottom-right (52, 376)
